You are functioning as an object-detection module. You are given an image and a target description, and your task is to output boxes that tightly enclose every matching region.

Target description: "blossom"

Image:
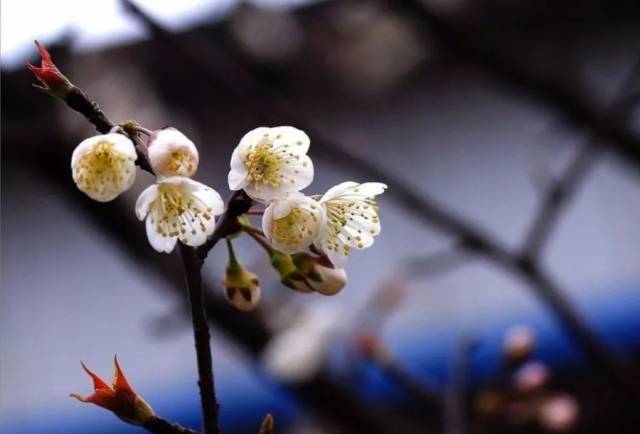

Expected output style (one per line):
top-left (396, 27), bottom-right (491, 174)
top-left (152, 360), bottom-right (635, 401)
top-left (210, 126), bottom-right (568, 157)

top-left (316, 181), bottom-right (387, 267)
top-left (71, 133), bottom-right (137, 202)
top-left (148, 128), bottom-right (199, 178)
top-left (503, 325), bottom-right (536, 363)
top-left (228, 126), bottom-right (313, 202)
top-left (261, 305), bottom-right (343, 382)
top-left (513, 361), bottom-right (549, 392)
top-left (27, 40), bottom-right (72, 97)
top-left (70, 356), bottom-right (155, 426)
top-left (538, 395), bottom-right (579, 432)
top-left (291, 253), bottom-right (348, 295)
top-left (136, 177), bottom-right (224, 253)
top-left (262, 193), bottom-right (323, 254)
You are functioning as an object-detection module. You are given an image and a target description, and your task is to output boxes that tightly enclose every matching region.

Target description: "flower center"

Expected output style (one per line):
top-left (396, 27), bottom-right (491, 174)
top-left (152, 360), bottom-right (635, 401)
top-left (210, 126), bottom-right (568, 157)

top-left (151, 184), bottom-right (213, 240)
top-left (75, 141), bottom-right (132, 194)
top-left (245, 139), bottom-right (282, 187)
top-left (165, 149), bottom-right (197, 175)
top-left (324, 198), bottom-right (379, 254)
top-left (272, 206), bottom-right (317, 247)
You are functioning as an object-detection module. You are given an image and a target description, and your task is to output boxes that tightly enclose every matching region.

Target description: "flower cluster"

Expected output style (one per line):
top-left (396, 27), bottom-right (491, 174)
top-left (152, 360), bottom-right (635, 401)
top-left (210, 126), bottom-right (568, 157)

top-left (69, 128), bottom-right (224, 253)
top-left (69, 124), bottom-right (386, 305)
top-left (229, 126), bottom-right (387, 268)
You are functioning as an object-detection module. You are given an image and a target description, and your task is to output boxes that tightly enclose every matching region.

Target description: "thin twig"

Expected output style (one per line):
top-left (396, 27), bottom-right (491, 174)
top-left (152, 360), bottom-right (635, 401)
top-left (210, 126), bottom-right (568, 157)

top-left (30, 54), bottom-right (225, 433)
top-left (179, 243), bottom-right (220, 434)
top-left (395, 0), bottom-right (640, 172)
top-left (403, 243), bottom-right (472, 280)
top-left (143, 416), bottom-right (199, 434)
top-left (522, 56), bottom-right (640, 259)
top-left (522, 143), bottom-right (600, 259)
top-left (360, 336), bottom-right (441, 407)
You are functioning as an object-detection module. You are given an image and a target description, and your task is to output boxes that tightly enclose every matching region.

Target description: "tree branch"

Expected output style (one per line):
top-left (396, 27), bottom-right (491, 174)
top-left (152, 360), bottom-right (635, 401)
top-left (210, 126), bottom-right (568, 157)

top-left (522, 143), bottom-right (600, 259)
top-left (143, 416), bottom-right (199, 434)
top-left (522, 55), bottom-right (640, 259)
top-left (396, 0), bottom-right (640, 172)
top-left (179, 244), bottom-right (220, 434)
top-left (30, 50), bottom-right (233, 434)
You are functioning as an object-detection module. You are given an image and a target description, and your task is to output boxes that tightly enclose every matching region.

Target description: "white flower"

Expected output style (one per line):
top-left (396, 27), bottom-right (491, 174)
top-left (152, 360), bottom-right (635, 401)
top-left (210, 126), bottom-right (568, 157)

top-left (262, 192), bottom-right (323, 254)
top-left (135, 177), bottom-right (224, 253)
top-left (71, 133), bottom-right (137, 202)
top-left (228, 126), bottom-right (313, 203)
top-left (148, 128), bottom-right (199, 178)
top-left (261, 306), bottom-right (343, 383)
top-left (315, 181), bottom-right (387, 267)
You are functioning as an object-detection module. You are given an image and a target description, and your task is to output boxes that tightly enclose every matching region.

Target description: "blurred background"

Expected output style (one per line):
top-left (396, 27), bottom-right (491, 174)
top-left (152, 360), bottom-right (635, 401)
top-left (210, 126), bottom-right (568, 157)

top-left (2, 0), bottom-right (640, 433)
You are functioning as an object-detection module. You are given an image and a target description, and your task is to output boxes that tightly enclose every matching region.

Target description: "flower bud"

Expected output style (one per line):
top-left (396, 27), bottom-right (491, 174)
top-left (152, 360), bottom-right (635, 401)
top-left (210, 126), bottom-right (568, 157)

top-left (27, 41), bottom-right (73, 98)
top-left (538, 394), bottom-right (579, 432)
top-left (503, 325), bottom-right (536, 364)
top-left (148, 128), bottom-right (199, 178)
top-left (224, 269), bottom-right (261, 312)
top-left (513, 361), bottom-right (549, 393)
top-left (71, 356), bottom-right (155, 426)
top-left (223, 239), bottom-right (261, 311)
top-left (292, 253), bottom-right (347, 295)
top-left (71, 133), bottom-right (137, 202)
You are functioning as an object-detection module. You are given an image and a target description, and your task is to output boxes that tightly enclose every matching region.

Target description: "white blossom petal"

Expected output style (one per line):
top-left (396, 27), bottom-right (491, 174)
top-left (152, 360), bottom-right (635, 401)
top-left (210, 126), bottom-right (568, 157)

top-left (137, 176), bottom-right (224, 253)
top-left (263, 194), bottom-right (323, 254)
top-left (316, 181), bottom-right (387, 266)
top-left (71, 133), bottom-right (137, 202)
top-left (145, 212), bottom-right (178, 253)
top-left (228, 146), bottom-right (249, 190)
top-left (148, 128), bottom-right (199, 177)
top-left (228, 126), bottom-right (314, 202)
top-left (135, 184), bottom-right (159, 220)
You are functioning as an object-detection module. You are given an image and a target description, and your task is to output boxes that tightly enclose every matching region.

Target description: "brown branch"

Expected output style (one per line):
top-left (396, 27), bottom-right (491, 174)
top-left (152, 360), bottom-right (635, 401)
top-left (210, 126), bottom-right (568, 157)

top-left (143, 416), bottom-right (199, 434)
top-left (395, 0), bottom-right (640, 172)
top-left (179, 244), bottom-right (219, 434)
top-left (59, 86), bottom-right (153, 173)
top-left (29, 49), bottom-right (232, 434)
top-left (196, 190), bottom-right (253, 260)
top-left (403, 243), bottom-right (472, 280)
top-left (522, 143), bottom-right (600, 259)
top-left (522, 56), bottom-right (640, 259)
top-left (360, 337), bottom-right (441, 408)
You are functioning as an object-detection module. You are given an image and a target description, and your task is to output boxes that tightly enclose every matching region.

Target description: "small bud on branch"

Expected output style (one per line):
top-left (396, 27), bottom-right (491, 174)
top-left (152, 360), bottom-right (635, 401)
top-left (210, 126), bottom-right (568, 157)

top-left (70, 356), bottom-right (155, 426)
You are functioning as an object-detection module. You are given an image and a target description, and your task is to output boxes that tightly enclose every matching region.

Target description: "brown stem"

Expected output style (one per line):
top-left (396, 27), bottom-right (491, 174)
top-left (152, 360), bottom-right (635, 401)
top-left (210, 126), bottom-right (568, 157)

top-left (196, 190), bottom-right (253, 259)
top-left (61, 86), bottom-right (154, 172)
top-left (179, 243), bottom-right (220, 434)
top-left (143, 416), bottom-right (199, 434)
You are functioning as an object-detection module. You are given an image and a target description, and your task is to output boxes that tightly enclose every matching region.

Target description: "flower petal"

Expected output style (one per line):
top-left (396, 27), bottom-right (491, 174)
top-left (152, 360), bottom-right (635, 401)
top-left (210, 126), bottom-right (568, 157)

top-left (228, 145), bottom-right (249, 190)
top-left (145, 212), bottom-right (178, 253)
top-left (135, 184), bottom-right (159, 220)
top-left (263, 194), bottom-right (323, 254)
